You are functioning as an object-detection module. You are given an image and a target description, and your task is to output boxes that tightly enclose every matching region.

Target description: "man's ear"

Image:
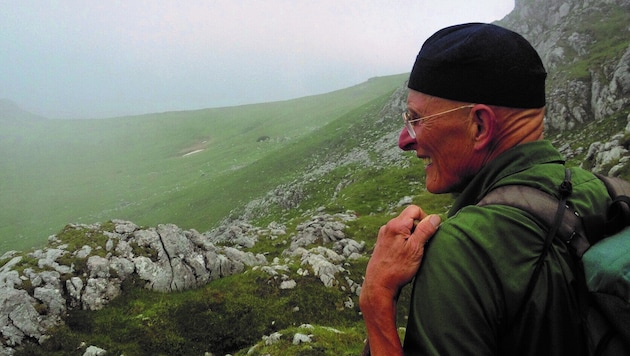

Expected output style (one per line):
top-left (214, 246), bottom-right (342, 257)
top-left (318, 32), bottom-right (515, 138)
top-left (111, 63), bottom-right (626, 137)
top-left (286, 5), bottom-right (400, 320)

top-left (471, 105), bottom-right (496, 150)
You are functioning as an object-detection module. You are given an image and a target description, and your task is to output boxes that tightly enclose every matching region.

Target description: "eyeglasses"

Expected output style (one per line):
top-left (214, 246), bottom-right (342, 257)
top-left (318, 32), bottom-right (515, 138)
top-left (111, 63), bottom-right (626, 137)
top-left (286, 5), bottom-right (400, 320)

top-left (402, 104), bottom-right (474, 139)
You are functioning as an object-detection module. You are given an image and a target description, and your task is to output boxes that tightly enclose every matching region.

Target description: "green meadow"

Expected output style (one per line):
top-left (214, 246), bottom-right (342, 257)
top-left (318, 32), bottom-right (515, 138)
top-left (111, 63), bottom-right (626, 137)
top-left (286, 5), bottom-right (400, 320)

top-left (7, 71), bottom-right (459, 355)
top-left (0, 74), bottom-right (407, 254)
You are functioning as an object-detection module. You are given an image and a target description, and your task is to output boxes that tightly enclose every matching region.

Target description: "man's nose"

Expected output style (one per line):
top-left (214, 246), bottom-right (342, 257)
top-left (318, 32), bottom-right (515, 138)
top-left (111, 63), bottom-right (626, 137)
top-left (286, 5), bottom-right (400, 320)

top-left (398, 127), bottom-right (417, 151)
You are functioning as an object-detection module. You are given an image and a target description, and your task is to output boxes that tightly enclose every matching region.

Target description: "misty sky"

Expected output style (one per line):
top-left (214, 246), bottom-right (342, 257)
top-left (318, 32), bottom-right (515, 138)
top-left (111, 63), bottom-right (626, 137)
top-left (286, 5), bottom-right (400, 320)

top-left (1, 1), bottom-right (514, 119)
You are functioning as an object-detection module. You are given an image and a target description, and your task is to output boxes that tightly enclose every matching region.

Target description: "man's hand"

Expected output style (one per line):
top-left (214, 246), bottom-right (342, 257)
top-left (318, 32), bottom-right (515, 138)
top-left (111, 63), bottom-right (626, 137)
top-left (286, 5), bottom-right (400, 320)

top-left (365, 205), bottom-right (440, 294)
top-left (360, 205), bottom-right (441, 355)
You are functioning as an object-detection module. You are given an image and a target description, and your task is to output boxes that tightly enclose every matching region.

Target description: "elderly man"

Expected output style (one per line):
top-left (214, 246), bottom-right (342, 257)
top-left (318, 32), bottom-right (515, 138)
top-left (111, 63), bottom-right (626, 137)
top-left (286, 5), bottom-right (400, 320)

top-left (360, 23), bottom-right (615, 355)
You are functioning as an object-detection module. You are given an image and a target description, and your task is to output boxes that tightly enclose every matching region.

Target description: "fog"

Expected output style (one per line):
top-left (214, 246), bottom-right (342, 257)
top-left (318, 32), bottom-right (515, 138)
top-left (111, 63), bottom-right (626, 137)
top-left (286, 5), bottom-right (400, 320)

top-left (0, 1), bottom-right (514, 119)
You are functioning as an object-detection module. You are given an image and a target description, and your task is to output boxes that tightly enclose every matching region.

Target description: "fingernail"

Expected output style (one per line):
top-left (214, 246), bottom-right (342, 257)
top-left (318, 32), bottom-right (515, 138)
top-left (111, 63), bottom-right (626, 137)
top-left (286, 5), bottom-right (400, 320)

top-left (429, 215), bottom-right (441, 228)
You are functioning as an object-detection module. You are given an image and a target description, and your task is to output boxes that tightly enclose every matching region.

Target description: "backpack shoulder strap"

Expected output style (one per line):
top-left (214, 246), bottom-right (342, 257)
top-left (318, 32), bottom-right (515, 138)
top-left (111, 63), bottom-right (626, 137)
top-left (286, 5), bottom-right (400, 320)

top-left (478, 169), bottom-right (577, 328)
top-left (596, 173), bottom-right (630, 197)
top-left (590, 174), bottom-right (630, 238)
top-left (478, 184), bottom-right (581, 243)
top-left (478, 177), bottom-right (591, 257)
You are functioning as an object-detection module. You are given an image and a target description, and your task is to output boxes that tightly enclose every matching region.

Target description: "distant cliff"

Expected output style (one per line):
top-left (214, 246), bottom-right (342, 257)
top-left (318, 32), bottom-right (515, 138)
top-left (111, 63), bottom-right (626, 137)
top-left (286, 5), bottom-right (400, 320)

top-left (499, 0), bottom-right (630, 175)
top-left (0, 99), bottom-right (46, 123)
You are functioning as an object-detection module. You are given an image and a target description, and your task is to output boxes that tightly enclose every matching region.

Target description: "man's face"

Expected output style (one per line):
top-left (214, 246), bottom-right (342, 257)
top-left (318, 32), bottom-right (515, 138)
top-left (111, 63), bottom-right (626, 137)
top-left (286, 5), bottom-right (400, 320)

top-left (398, 91), bottom-right (478, 194)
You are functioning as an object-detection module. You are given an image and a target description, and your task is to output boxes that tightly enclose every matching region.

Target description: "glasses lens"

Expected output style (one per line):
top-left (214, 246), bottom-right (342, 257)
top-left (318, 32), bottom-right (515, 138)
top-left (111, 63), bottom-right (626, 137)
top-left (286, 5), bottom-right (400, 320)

top-left (402, 112), bottom-right (416, 139)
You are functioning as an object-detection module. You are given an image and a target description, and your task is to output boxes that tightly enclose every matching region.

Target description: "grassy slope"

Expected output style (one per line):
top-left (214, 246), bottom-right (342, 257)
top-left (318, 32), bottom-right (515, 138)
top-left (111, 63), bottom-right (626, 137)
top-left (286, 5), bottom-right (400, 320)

top-left (0, 74), bottom-right (406, 254)
top-left (12, 74), bottom-right (456, 355)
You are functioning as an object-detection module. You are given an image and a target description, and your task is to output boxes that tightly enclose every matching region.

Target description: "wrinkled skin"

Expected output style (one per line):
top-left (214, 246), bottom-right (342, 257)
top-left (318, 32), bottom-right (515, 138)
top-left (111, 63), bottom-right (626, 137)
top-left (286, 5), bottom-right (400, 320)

top-left (359, 206), bottom-right (441, 355)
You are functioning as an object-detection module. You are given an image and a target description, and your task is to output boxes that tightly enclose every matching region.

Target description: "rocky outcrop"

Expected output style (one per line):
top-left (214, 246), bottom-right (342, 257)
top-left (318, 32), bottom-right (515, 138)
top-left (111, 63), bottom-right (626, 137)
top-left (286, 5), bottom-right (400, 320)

top-left (0, 220), bottom-right (267, 355)
top-left (500, 0), bottom-right (630, 131)
top-left (0, 210), bottom-right (367, 355)
top-left (282, 212), bottom-right (363, 289)
top-left (582, 128), bottom-right (630, 175)
top-left (498, 0), bottom-right (630, 176)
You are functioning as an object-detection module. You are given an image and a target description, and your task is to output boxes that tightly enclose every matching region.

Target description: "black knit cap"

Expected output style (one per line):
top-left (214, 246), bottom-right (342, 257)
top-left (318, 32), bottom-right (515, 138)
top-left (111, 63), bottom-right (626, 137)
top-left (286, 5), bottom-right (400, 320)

top-left (408, 23), bottom-right (547, 108)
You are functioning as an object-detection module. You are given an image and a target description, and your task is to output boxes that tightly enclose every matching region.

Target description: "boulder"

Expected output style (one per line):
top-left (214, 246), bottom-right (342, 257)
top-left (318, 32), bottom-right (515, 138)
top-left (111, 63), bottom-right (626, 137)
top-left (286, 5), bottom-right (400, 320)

top-left (0, 288), bottom-right (43, 346)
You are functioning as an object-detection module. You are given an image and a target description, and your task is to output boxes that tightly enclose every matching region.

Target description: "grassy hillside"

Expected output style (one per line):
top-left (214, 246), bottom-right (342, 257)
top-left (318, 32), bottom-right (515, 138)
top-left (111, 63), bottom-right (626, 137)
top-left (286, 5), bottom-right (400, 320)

top-left (11, 73), bottom-right (455, 355)
top-left (0, 74), bottom-right (407, 254)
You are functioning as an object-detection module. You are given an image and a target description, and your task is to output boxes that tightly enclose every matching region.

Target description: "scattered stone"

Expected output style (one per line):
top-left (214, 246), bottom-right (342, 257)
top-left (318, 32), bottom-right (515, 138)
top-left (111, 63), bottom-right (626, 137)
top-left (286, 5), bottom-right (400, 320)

top-left (280, 280), bottom-right (297, 289)
top-left (83, 345), bottom-right (107, 356)
top-left (292, 333), bottom-right (313, 345)
top-left (263, 332), bottom-right (283, 345)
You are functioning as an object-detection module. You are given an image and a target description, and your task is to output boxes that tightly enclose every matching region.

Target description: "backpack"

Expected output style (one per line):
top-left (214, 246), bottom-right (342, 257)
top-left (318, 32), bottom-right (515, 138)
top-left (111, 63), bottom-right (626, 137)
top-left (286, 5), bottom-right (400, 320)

top-left (479, 169), bottom-right (630, 355)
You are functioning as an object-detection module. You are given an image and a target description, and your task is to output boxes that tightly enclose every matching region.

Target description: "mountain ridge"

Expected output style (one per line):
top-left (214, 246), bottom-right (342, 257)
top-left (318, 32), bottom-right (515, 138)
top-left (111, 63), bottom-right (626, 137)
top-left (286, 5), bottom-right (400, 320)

top-left (0, 99), bottom-right (46, 123)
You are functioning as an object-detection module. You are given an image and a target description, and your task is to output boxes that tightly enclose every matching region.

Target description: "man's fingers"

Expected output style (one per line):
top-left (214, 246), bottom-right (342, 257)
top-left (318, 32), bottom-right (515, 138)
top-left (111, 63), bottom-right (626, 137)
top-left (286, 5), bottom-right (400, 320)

top-left (399, 204), bottom-right (426, 221)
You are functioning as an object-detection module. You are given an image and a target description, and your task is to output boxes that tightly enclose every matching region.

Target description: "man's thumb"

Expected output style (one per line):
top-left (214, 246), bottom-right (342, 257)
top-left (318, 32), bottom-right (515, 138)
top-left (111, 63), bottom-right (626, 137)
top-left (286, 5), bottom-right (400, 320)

top-left (412, 214), bottom-right (441, 243)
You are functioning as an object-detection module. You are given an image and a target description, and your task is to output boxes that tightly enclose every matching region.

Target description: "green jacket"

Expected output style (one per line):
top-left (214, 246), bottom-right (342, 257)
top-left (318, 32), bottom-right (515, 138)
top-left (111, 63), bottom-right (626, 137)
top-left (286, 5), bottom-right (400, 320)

top-left (403, 141), bottom-right (610, 355)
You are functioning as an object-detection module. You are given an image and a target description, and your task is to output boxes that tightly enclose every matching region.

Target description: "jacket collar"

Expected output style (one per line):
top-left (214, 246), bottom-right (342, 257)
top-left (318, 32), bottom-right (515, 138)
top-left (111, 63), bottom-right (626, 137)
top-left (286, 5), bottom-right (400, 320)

top-left (448, 140), bottom-right (565, 217)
